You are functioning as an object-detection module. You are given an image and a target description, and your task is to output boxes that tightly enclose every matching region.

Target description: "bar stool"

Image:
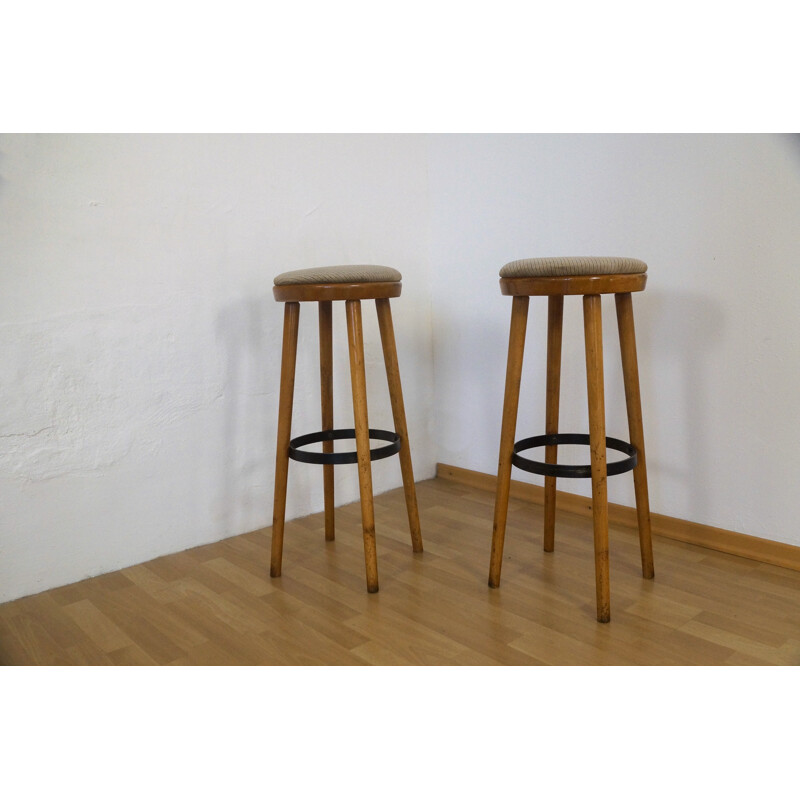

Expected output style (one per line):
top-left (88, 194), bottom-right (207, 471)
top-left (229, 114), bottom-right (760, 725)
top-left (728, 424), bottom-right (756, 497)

top-left (488, 257), bottom-right (655, 622)
top-left (270, 264), bottom-right (423, 593)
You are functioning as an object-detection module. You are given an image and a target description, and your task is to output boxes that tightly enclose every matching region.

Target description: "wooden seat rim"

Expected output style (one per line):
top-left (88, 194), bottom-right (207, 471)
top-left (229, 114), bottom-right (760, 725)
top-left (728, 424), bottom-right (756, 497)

top-left (500, 273), bottom-right (647, 297)
top-left (273, 281), bottom-right (402, 302)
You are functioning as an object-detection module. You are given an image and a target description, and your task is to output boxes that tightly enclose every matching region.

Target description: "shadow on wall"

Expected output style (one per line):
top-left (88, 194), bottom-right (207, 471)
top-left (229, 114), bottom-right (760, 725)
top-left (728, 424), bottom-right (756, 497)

top-left (216, 285), bottom-right (429, 545)
top-left (215, 293), bottom-right (282, 540)
top-left (780, 132), bottom-right (800, 163)
top-left (636, 286), bottom-right (725, 521)
top-left (434, 298), bottom-right (512, 469)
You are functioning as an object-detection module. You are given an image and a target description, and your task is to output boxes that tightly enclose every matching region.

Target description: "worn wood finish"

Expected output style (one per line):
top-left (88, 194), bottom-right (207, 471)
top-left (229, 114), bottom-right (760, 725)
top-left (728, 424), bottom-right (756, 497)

top-left (543, 295), bottom-right (564, 553)
top-left (489, 295), bottom-right (529, 588)
top-left (273, 281), bottom-right (402, 303)
top-left (345, 299), bottom-right (380, 593)
top-left (318, 300), bottom-right (335, 542)
top-left (583, 294), bottom-right (611, 622)
top-left (3, 477), bottom-right (800, 665)
top-left (500, 273), bottom-right (647, 297)
top-left (270, 302), bottom-right (300, 578)
top-left (615, 292), bottom-right (655, 579)
top-left (375, 298), bottom-right (423, 554)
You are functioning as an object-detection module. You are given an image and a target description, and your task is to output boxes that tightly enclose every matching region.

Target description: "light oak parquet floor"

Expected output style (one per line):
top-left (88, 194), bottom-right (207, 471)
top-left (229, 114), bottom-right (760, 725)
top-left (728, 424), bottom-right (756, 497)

top-left (2, 476), bottom-right (800, 665)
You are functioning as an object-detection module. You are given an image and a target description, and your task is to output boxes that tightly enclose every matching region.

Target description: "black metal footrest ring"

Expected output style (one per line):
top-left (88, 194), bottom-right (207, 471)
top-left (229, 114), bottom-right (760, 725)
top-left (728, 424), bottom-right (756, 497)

top-left (512, 433), bottom-right (637, 479)
top-left (289, 428), bottom-right (401, 465)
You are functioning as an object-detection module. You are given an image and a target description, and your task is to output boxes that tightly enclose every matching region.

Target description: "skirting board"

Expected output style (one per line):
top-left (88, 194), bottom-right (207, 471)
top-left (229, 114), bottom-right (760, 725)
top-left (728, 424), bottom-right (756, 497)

top-left (436, 463), bottom-right (800, 573)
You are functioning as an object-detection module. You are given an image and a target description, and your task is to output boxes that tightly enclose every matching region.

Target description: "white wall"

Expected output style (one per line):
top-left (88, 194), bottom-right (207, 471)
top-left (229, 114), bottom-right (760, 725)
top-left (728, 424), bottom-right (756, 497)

top-left (428, 133), bottom-right (800, 548)
top-left (3, 133), bottom-right (800, 604)
top-left (0, 134), bottom-right (435, 603)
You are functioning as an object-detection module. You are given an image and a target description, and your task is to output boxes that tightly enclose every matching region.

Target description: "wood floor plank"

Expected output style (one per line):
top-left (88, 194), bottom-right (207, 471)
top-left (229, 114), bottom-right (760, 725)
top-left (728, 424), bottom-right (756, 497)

top-left (350, 640), bottom-right (415, 665)
top-left (2, 477), bottom-right (800, 664)
top-left (48, 580), bottom-right (101, 607)
top-left (108, 643), bottom-right (160, 666)
top-left (88, 589), bottom-right (192, 664)
top-left (163, 600), bottom-right (279, 663)
top-left (0, 626), bottom-right (33, 665)
top-left (689, 610), bottom-right (789, 648)
top-left (2, 615), bottom-right (63, 665)
top-left (146, 552), bottom-right (205, 583)
top-left (7, 594), bottom-right (96, 653)
top-left (267, 570), bottom-right (369, 622)
top-left (677, 620), bottom-right (799, 665)
top-left (62, 641), bottom-right (116, 665)
top-left (119, 564), bottom-right (174, 601)
top-left (202, 558), bottom-right (275, 597)
top-left (163, 579), bottom-right (263, 635)
top-left (618, 593), bottom-right (702, 629)
top-left (169, 640), bottom-right (269, 666)
top-left (62, 599), bottom-right (136, 653)
top-left (345, 610), bottom-right (471, 665)
top-left (509, 627), bottom-right (637, 666)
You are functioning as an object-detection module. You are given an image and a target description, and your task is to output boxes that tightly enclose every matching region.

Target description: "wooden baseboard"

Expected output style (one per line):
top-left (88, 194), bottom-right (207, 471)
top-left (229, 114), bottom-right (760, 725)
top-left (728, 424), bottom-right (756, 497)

top-left (436, 462), bottom-right (800, 573)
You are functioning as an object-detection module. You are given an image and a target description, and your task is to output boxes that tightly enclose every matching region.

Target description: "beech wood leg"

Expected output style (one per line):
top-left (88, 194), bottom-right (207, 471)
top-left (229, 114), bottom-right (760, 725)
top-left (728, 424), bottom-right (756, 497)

top-left (583, 294), bottom-right (610, 622)
top-left (543, 295), bottom-right (564, 553)
top-left (319, 301), bottom-right (335, 541)
top-left (375, 298), bottom-right (423, 553)
top-left (615, 292), bottom-right (655, 579)
top-left (345, 299), bottom-right (379, 593)
top-left (489, 295), bottom-right (529, 588)
top-left (270, 302), bottom-right (300, 578)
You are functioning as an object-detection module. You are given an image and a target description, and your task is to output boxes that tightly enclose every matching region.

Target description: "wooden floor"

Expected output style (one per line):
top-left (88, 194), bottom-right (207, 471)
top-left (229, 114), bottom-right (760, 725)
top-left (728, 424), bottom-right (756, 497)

top-left (3, 476), bottom-right (800, 665)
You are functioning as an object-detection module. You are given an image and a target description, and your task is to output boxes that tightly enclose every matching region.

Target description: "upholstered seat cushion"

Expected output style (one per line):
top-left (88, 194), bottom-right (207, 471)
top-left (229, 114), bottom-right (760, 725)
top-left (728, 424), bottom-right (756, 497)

top-left (500, 256), bottom-right (647, 279)
top-left (274, 265), bottom-right (402, 286)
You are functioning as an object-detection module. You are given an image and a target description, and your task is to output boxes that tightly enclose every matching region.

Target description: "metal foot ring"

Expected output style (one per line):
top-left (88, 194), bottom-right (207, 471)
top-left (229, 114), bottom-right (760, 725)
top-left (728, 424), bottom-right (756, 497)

top-left (512, 432), bottom-right (637, 478)
top-left (289, 428), bottom-right (401, 465)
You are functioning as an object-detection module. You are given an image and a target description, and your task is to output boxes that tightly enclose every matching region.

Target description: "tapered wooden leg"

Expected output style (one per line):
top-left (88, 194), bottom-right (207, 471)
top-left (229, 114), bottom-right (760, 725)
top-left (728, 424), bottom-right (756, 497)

top-left (543, 295), bottom-right (564, 553)
top-left (319, 301), bottom-right (335, 542)
top-left (345, 299), bottom-right (379, 593)
top-left (271, 302), bottom-right (300, 578)
top-left (583, 294), bottom-right (610, 622)
top-left (489, 295), bottom-right (529, 588)
top-left (615, 292), bottom-right (655, 579)
top-left (375, 298), bottom-right (423, 553)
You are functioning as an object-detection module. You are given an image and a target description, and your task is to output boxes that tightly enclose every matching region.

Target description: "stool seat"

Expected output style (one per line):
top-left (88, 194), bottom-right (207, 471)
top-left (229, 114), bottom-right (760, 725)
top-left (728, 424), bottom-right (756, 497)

top-left (500, 256), bottom-right (647, 279)
top-left (274, 264), bottom-right (402, 285)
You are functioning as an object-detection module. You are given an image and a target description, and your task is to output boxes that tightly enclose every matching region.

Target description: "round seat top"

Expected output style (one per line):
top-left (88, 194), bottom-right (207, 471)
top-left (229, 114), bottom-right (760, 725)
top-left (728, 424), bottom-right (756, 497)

top-left (274, 265), bottom-right (402, 286)
top-left (500, 256), bottom-right (647, 279)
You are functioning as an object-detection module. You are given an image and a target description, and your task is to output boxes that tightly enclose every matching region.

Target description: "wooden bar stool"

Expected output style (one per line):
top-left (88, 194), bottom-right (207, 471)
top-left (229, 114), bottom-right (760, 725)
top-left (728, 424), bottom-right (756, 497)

top-left (270, 264), bottom-right (423, 593)
top-left (488, 257), bottom-right (655, 622)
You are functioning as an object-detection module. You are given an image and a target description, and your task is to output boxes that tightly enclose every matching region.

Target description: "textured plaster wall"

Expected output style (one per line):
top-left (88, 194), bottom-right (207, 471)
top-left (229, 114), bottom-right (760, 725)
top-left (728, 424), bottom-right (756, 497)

top-left (3, 133), bottom-right (800, 605)
top-left (0, 134), bottom-right (434, 603)
top-left (428, 133), bottom-right (800, 548)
